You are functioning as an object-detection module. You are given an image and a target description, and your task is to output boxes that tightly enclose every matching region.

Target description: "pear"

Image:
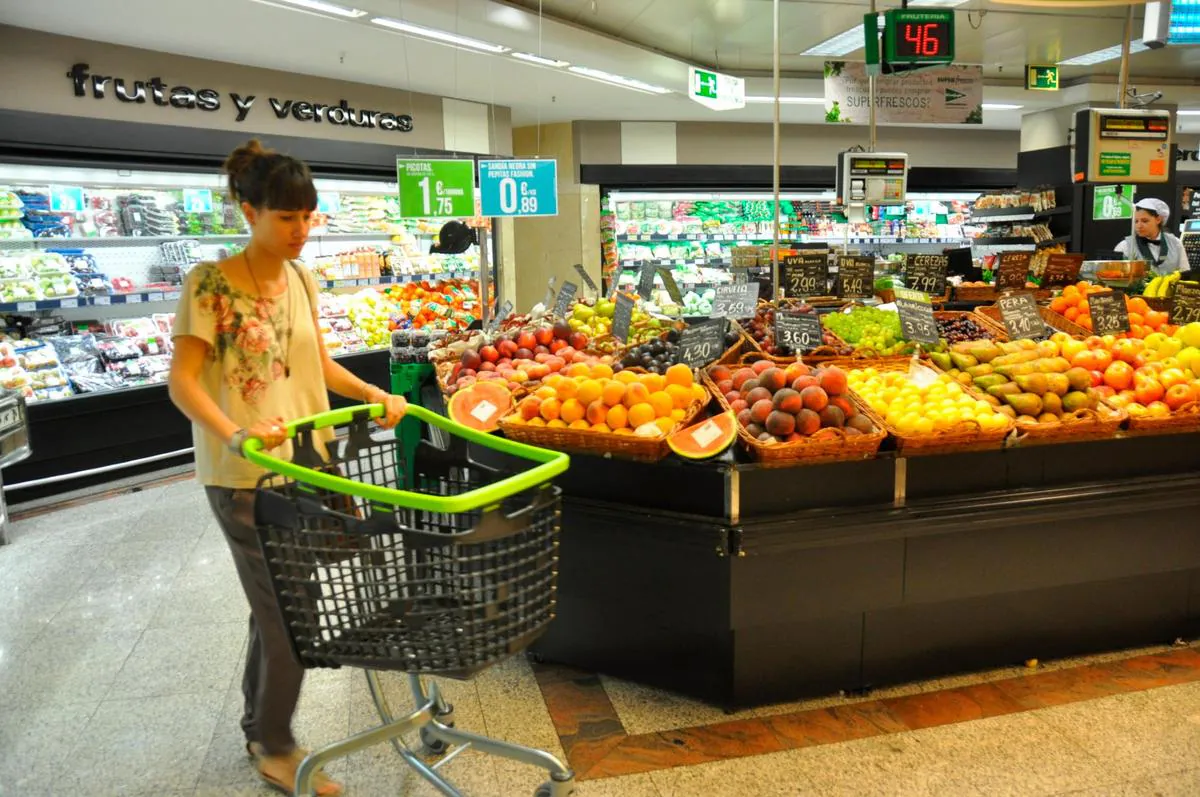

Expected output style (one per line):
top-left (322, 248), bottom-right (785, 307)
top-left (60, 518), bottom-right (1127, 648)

top-left (1044, 373), bottom-right (1070, 397)
top-left (999, 341), bottom-right (1023, 354)
top-left (997, 404), bottom-right (1018, 419)
top-left (1043, 357), bottom-right (1071, 374)
top-left (949, 352), bottom-right (979, 370)
top-left (1005, 392), bottom-right (1044, 417)
top-left (1042, 392), bottom-right (1063, 416)
top-left (1065, 367), bottom-right (1093, 392)
top-left (1014, 373), bottom-right (1049, 396)
top-left (929, 351), bottom-right (953, 371)
top-left (966, 363), bottom-right (995, 378)
top-left (968, 342), bottom-right (1003, 363)
top-left (1062, 391), bottom-right (1092, 413)
top-left (987, 382), bottom-right (1022, 398)
top-left (973, 374), bottom-right (1009, 391)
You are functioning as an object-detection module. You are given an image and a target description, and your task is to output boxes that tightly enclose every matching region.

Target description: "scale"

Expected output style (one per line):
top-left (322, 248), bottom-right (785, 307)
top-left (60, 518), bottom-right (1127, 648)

top-left (1181, 219), bottom-right (1200, 268)
top-left (1074, 108), bottom-right (1172, 185)
top-left (836, 151), bottom-right (909, 223)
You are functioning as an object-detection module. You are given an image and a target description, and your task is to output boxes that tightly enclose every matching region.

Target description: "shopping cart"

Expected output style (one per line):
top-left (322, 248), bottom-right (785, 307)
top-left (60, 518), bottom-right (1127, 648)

top-left (245, 403), bottom-right (575, 797)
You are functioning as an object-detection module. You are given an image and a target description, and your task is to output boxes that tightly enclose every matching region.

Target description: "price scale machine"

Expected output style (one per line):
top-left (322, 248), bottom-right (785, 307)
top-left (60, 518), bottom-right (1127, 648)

top-left (1074, 108), bottom-right (1172, 185)
top-left (1180, 220), bottom-right (1200, 268)
top-left (836, 151), bottom-right (910, 223)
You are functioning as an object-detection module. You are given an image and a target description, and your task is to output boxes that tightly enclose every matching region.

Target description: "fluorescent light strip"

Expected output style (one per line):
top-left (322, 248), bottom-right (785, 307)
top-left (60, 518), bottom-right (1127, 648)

top-left (744, 96), bottom-right (826, 104)
top-left (566, 66), bottom-right (671, 95)
top-left (1059, 40), bottom-right (1149, 66)
top-left (1178, 110), bottom-right (1200, 116)
top-left (512, 52), bottom-right (570, 68)
top-left (370, 17), bottom-right (511, 53)
top-left (256, 0), bottom-right (366, 17)
top-left (982, 103), bottom-right (1023, 110)
top-left (801, 22), bottom-right (872, 57)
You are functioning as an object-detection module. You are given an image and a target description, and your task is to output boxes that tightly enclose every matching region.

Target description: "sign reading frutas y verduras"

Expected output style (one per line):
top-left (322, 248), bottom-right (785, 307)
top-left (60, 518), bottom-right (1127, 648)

top-left (478, 160), bottom-right (558, 217)
top-left (396, 159), bottom-right (476, 219)
top-left (823, 61), bottom-right (983, 125)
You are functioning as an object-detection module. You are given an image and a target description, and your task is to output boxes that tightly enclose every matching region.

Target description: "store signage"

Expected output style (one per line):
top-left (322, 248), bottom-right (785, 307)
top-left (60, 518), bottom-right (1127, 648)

top-left (688, 67), bottom-right (746, 111)
top-left (998, 292), bottom-right (1049, 340)
top-left (396, 159), bottom-right (475, 219)
top-left (657, 267), bottom-right (683, 304)
top-left (995, 251), bottom-right (1032, 291)
top-left (48, 185), bottom-right (84, 213)
top-left (66, 63), bottom-right (414, 133)
top-left (573, 263), bottom-right (598, 293)
top-left (711, 283), bottom-right (759, 319)
top-left (893, 288), bottom-right (939, 345)
top-left (775, 313), bottom-right (824, 353)
top-left (1170, 281), bottom-right (1200, 324)
top-left (1088, 291), bottom-right (1131, 335)
top-left (1043, 254), bottom-right (1084, 288)
top-left (837, 255), bottom-right (876, 299)
top-left (182, 189), bottom-right (213, 214)
top-left (781, 253), bottom-right (829, 298)
top-left (677, 321), bottom-right (724, 367)
top-left (883, 8), bottom-right (955, 67)
top-left (1026, 65), bottom-right (1059, 91)
top-left (317, 192), bottom-right (341, 214)
top-left (904, 254), bottom-right (948, 297)
top-left (478, 160), bottom-right (558, 217)
top-left (638, 261), bottom-right (657, 300)
top-left (824, 61), bottom-right (982, 125)
top-left (1093, 184), bottom-right (1137, 221)
top-left (553, 281), bottom-right (578, 319)
top-left (612, 293), bottom-right (634, 343)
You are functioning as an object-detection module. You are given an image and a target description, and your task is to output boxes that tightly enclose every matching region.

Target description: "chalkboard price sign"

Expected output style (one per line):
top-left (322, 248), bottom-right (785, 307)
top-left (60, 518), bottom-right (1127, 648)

top-left (782, 253), bottom-right (830, 298)
top-left (657, 267), bottom-right (684, 304)
top-left (638, 261), bottom-right (657, 300)
top-left (837, 255), bottom-right (875, 299)
top-left (488, 299), bottom-right (513, 332)
top-left (905, 254), bottom-right (949, 297)
top-left (1087, 291), bottom-right (1131, 336)
top-left (893, 288), bottom-right (939, 345)
top-left (711, 283), bottom-right (759, 319)
top-left (613, 293), bottom-right (634, 343)
top-left (775, 313), bottom-right (824, 353)
top-left (998, 292), bottom-right (1049, 339)
top-left (996, 251), bottom-right (1033, 291)
top-left (1042, 254), bottom-right (1084, 288)
top-left (553, 281), bottom-right (578, 319)
top-left (1170, 281), bottom-right (1200, 325)
top-left (677, 321), bottom-right (725, 367)
top-left (573, 263), bottom-right (598, 293)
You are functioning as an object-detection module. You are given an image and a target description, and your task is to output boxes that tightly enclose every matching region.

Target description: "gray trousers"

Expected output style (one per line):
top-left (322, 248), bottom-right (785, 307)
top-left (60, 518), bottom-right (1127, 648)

top-left (206, 486), bottom-right (303, 756)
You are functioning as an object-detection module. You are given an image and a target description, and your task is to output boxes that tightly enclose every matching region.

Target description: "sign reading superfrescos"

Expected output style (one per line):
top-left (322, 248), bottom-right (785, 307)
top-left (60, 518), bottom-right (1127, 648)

top-left (823, 61), bottom-right (983, 125)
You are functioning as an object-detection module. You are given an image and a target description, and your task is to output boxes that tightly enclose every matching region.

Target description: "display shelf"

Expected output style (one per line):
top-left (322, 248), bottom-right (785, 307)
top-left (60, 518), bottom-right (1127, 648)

top-left (8, 231), bottom-right (413, 247)
top-left (318, 271), bottom-right (477, 289)
top-left (970, 206), bottom-right (1071, 223)
top-left (1038, 235), bottom-right (1073, 248)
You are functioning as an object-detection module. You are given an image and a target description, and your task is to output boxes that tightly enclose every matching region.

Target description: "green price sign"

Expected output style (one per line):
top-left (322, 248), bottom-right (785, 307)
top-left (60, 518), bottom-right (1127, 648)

top-left (1093, 184), bottom-right (1137, 221)
top-left (396, 159), bottom-right (476, 218)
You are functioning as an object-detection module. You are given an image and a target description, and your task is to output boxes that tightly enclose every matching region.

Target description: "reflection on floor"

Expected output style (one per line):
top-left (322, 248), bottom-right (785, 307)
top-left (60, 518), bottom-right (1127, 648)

top-left (2, 478), bottom-right (1200, 796)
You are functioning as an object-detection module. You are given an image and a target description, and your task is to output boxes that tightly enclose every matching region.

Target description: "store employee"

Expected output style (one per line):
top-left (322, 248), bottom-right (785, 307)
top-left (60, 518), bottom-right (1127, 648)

top-left (1115, 198), bottom-right (1190, 275)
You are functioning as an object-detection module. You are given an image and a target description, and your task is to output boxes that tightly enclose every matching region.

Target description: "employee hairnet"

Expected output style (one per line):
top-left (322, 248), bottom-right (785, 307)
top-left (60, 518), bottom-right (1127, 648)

top-left (1135, 198), bottom-right (1171, 224)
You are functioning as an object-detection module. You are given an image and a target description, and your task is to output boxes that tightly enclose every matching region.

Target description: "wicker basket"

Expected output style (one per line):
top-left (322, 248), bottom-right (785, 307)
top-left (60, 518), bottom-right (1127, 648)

top-left (699, 366), bottom-right (886, 467)
top-left (954, 284), bottom-right (998, 303)
top-left (1010, 402), bottom-right (1128, 446)
top-left (969, 310), bottom-right (1013, 340)
top-left (719, 320), bottom-right (755, 365)
top-left (1105, 400), bottom-right (1200, 437)
top-left (1142, 296), bottom-right (1172, 313)
top-left (934, 310), bottom-right (1008, 342)
top-left (828, 357), bottom-right (1015, 456)
top-left (976, 304), bottom-right (1089, 337)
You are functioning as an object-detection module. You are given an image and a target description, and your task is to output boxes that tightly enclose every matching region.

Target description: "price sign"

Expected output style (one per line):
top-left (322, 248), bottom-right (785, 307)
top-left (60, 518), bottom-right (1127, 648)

top-left (782, 253), bottom-right (829, 298)
top-left (16, 302), bottom-right (35, 313)
top-left (711, 283), bottom-right (758, 319)
top-left (996, 251), bottom-right (1032, 291)
top-left (182, 189), bottom-right (214, 214)
top-left (60, 298), bottom-right (78, 309)
top-left (904, 254), bottom-right (948, 297)
top-left (676, 321), bottom-right (724, 367)
top-left (1042, 254), bottom-right (1084, 288)
top-left (573, 263), bottom-right (598, 293)
top-left (488, 299), bottom-right (514, 332)
top-left (94, 295), bottom-right (111, 306)
top-left (775, 313), bottom-right (824, 353)
top-left (1169, 281), bottom-right (1200, 325)
top-left (998, 292), bottom-right (1049, 340)
top-left (396, 159), bottom-right (476, 218)
top-left (731, 266), bottom-right (750, 284)
top-left (1088, 291), bottom-right (1131, 335)
top-left (49, 185), bottom-right (84, 213)
top-left (553, 281), bottom-right (578, 319)
top-left (126, 294), bottom-right (143, 304)
top-left (478, 159), bottom-right (558, 217)
top-left (612, 293), bottom-right (634, 343)
top-left (638, 261), bottom-right (657, 300)
top-left (657, 267), bottom-right (683, 304)
top-left (541, 276), bottom-right (556, 310)
top-left (317, 192), bottom-right (341, 214)
top-left (837, 255), bottom-right (875, 299)
top-left (894, 288), bottom-right (939, 345)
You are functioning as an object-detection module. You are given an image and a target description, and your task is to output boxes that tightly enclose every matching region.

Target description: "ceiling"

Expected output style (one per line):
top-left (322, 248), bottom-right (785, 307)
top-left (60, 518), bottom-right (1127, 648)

top-left (2, 0), bottom-right (1200, 135)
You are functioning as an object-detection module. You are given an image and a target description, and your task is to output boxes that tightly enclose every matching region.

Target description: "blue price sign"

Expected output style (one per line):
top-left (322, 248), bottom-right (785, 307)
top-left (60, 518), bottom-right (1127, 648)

top-left (317, 192), bottom-right (341, 214)
top-left (49, 185), bottom-right (84, 213)
top-left (182, 189), bottom-right (214, 214)
top-left (478, 159), bottom-right (558, 217)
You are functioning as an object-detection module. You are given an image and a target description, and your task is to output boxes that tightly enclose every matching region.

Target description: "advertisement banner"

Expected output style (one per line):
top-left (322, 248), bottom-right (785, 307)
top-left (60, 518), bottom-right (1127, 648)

top-left (823, 61), bottom-right (983, 125)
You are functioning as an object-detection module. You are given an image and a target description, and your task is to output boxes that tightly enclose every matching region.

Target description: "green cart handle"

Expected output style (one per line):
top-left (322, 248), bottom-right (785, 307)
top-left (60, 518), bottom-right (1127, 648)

top-left (243, 403), bottom-right (570, 514)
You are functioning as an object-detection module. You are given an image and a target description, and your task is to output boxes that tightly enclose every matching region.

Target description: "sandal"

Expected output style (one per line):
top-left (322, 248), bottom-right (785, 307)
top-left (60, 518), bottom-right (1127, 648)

top-left (246, 741), bottom-right (345, 796)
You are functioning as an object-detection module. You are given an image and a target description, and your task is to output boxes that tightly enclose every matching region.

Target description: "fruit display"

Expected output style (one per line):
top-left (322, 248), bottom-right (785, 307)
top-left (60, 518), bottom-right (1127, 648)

top-left (447, 322), bottom-right (603, 395)
top-left (1143, 271), bottom-right (1184, 299)
top-left (319, 279), bottom-right (480, 350)
top-left (505, 363), bottom-right (706, 439)
top-left (743, 303), bottom-right (853, 356)
top-left (0, 252), bottom-right (80, 302)
top-left (1048, 282), bottom-right (1175, 338)
top-left (667, 411), bottom-right (738, 460)
top-left (708, 360), bottom-right (876, 445)
top-left (822, 306), bottom-right (917, 356)
top-left (849, 363), bottom-right (1012, 435)
top-left (446, 380), bottom-right (514, 433)
top-left (565, 297), bottom-right (674, 350)
top-left (617, 331), bottom-right (682, 374)
top-left (937, 314), bottom-right (998, 344)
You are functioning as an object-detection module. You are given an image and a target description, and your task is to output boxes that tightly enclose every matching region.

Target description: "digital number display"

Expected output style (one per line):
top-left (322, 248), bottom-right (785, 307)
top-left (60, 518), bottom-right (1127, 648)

top-left (883, 9), bottom-right (955, 66)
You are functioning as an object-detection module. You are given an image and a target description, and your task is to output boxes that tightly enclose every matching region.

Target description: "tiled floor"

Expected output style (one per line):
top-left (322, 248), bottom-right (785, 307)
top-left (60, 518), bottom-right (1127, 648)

top-left (3, 478), bottom-right (1200, 796)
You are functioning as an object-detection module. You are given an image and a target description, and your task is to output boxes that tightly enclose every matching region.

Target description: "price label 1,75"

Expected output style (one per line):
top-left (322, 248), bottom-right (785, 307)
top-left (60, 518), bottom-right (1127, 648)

top-left (710, 283), bottom-right (759, 319)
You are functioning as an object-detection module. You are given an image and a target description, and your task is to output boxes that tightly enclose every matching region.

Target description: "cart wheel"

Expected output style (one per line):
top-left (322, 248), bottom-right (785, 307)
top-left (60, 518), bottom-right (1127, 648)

top-left (534, 781), bottom-right (575, 797)
top-left (419, 726), bottom-right (450, 756)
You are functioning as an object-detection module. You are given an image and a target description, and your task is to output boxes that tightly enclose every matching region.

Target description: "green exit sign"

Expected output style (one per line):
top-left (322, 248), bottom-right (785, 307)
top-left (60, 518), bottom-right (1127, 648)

top-left (688, 67), bottom-right (745, 111)
top-left (1026, 65), bottom-right (1059, 91)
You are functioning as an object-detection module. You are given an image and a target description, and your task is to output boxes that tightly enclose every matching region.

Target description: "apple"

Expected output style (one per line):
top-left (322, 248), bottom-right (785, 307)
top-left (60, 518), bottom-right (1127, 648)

top-left (1164, 384), bottom-right (1196, 412)
top-left (1103, 360), bottom-right (1134, 391)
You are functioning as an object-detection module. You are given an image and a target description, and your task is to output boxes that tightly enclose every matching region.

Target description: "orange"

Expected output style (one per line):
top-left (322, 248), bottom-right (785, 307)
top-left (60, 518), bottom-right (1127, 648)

top-left (1128, 296), bottom-right (1151, 316)
top-left (639, 372), bottom-right (665, 393)
top-left (606, 404), bottom-right (629, 430)
top-left (560, 398), bottom-right (586, 424)
top-left (602, 381), bottom-right (626, 407)
top-left (1064, 306), bottom-right (1080, 322)
top-left (1127, 312), bottom-right (1145, 328)
top-left (623, 382), bottom-right (650, 408)
top-left (692, 383), bottom-right (708, 404)
top-left (555, 379), bottom-right (579, 401)
top-left (540, 397), bottom-right (562, 422)
top-left (526, 417), bottom-right (546, 427)
top-left (535, 386), bottom-right (557, 401)
top-left (648, 391), bottom-right (674, 418)
top-left (1050, 296), bottom-right (1069, 314)
top-left (590, 422), bottom-right (611, 433)
top-left (1062, 285), bottom-right (1080, 302)
top-left (664, 363), bottom-right (694, 388)
top-left (614, 370), bottom-right (639, 385)
top-left (665, 383), bottom-right (692, 409)
top-left (568, 419), bottom-right (591, 430)
top-left (577, 379), bottom-right (604, 407)
top-left (586, 400), bottom-right (609, 426)
top-left (670, 408), bottom-right (687, 422)
top-left (628, 403), bottom-right (656, 429)
top-left (547, 419), bottom-right (568, 428)
top-left (567, 363), bottom-right (591, 378)
top-left (612, 427), bottom-right (633, 436)
top-left (543, 374), bottom-right (564, 389)
top-left (590, 363), bottom-right (614, 380)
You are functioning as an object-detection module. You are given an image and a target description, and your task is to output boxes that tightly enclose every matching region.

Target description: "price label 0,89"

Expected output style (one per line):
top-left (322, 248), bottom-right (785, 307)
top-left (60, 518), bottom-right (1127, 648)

top-left (775, 313), bottom-right (824, 353)
top-left (893, 288), bottom-right (940, 345)
top-left (1087, 291), bottom-right (1131, 336)
top-left (995, 251), bottom-right (1033, 291)
top-left (837, 255), bottom-right (875, 299)
top-left (904, 254), bottom-right (949, 297)
top-left (612, 293), bottom-right (635, 343)
top-left (710, 283), bottom-right (759, 319)
top-left (1170, 281), bottom-right (1200, 325)
top-left (782, 253), bottom-right (829, 298)
top-left (998, 292), bottom-right (1050, 340)
top-left (676, 321), bottom-right (725, 367)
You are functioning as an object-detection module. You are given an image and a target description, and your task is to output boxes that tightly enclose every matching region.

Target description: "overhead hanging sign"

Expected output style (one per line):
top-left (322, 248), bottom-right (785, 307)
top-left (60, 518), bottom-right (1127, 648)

top-left (1026, 65), bottom-right (1059, 91)
top-left (396, 159), bottom-right (475, 219)
top-left (688, 67), bottom-right (746, 111)
top-left (1093, 184), bottom-right (1138, 221)
top-left (478, 160), bottom-right (558, 217)
top-left (823, 61), bottom-right (983, 125)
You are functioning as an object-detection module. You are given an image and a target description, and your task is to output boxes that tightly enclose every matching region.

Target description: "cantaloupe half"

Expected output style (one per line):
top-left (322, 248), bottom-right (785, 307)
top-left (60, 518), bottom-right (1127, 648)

top-left (667, 410), bottom-right (737, 460)
top-left (446, 381), bottom-right (514, 433)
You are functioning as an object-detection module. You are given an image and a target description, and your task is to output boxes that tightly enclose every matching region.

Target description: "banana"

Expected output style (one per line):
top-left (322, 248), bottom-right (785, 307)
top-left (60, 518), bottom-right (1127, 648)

top-left (1144, 276), bottom-right (1164, 297)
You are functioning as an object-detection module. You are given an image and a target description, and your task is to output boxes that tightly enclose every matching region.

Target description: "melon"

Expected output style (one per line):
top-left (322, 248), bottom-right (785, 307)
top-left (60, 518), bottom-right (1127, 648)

top-left (668, 411), bottom-right (737, 460)
top-left (447, 381), bottom-right (514, 433)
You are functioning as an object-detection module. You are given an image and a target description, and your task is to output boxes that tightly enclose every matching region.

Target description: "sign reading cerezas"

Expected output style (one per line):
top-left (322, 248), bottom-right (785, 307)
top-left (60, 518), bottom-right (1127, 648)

top-left (66, 63), bottom-right (415, 133)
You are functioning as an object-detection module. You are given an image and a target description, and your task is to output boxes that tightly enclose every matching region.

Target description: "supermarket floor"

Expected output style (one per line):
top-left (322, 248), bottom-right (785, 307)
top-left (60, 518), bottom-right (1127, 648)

top-left (4, 476), bottom-right (1200, 797)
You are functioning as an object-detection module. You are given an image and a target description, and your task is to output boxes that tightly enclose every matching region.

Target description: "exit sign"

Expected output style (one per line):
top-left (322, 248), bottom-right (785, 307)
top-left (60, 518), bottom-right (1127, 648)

top-left (688, 67), bottom-right (745, 111)
top-left (1026, 65), bottom-right (1059, 91)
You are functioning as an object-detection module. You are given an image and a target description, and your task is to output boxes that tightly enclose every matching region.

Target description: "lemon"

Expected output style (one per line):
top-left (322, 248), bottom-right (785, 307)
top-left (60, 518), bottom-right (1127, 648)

top-left (914, 417), bottom-right (935, 434)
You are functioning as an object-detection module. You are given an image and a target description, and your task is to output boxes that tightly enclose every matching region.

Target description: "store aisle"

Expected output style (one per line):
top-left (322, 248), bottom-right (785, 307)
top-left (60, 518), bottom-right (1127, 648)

top-left (3, 479), bottom-right (1200, 797)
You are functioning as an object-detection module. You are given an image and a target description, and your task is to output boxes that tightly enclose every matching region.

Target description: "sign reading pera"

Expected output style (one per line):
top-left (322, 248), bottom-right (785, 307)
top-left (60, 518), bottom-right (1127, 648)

top-left (66, 63), bottom-right (414, 132)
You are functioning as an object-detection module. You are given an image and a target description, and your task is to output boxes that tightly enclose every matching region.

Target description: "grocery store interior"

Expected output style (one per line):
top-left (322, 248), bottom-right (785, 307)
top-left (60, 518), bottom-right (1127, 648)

top-left (4, 0), bottom-right (1200, 795)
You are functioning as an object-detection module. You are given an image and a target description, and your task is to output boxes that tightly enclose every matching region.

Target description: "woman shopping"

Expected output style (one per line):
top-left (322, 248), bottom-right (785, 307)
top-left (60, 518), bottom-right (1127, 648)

top-left (1114, 197), bottom-right (1191, 275)
top-left (168, 139), bottom-right (406, 796)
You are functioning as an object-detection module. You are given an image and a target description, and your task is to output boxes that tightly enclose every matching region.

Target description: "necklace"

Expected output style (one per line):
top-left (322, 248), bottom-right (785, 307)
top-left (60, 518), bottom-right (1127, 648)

top-left (244, 250), bottom-right (294, 378)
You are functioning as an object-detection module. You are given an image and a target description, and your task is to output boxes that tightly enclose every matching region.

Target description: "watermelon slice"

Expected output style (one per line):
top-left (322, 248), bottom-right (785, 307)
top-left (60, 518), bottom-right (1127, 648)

top-left (668, 411), bottom-right (737, 460)
top-left (446, 381), bottom-right (514, 433)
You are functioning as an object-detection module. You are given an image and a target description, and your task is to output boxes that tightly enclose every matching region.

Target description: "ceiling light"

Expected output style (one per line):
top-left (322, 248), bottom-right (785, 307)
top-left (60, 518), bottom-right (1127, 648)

top-left (255, 0), bottom-right (366, 17)
top-left (908, 0), bottom-right (970, 5)
top-left (1059, 40), bottom-right (1150, 65)
top-left (1178, 110), bottom-right (1200, 115)
top-left (801, 23), bottom-right (871, 57)
top-left (566, 66), bottom-right (671, 94)
top-left (370, 17), bottom-right (511, 53)
top-left (982, 103), bottom-right (1023, 110)
top-left (512, 52), bottom-right (570, 68)
top-left (744, 96), bottom-right (826, 105)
